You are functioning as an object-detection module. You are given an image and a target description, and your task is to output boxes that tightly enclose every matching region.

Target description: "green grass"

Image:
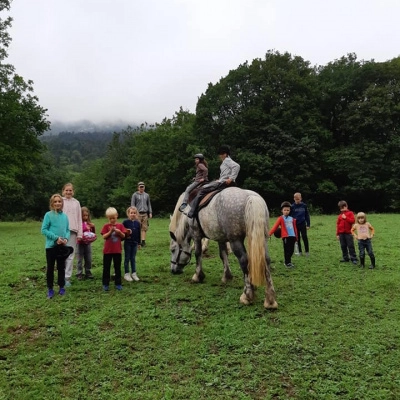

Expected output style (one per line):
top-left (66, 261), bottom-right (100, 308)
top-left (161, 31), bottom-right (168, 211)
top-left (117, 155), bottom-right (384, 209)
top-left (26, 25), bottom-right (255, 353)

top-left (1, 215), bottom-right (400, 399)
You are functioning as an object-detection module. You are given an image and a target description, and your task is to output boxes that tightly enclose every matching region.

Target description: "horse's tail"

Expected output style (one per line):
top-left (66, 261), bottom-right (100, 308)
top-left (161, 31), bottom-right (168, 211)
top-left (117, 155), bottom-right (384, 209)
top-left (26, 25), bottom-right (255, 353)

top-left (245, 194), bottom-right (268, 287)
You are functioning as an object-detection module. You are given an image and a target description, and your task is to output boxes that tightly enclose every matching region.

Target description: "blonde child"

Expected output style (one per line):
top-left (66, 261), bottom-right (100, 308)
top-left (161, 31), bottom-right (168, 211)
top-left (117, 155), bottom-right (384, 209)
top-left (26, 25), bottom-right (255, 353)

top-left (41, 194), bottom-right (71, 299)
top-left (62, 183), bottom-right (83, 286)
top-left (100, 207), bottom-right (127, 291)
top-left (76, 207), bottom-right (96, 280)
top-left (351, 212), bottom-right (376, 269)
top-left (122, 206), bottom-right (141, 282)
top-left (269, 201), bottom-right (298, 268)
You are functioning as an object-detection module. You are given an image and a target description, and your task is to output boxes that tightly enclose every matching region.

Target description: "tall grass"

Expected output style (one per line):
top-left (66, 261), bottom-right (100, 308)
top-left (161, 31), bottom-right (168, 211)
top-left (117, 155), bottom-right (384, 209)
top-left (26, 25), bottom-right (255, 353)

top-left (1, 215), bottom-right (399, 399)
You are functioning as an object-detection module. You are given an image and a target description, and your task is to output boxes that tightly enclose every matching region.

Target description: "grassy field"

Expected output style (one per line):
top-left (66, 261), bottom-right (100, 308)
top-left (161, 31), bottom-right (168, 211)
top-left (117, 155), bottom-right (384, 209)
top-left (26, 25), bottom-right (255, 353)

top-left (1, 214), bottom-right (400, 399)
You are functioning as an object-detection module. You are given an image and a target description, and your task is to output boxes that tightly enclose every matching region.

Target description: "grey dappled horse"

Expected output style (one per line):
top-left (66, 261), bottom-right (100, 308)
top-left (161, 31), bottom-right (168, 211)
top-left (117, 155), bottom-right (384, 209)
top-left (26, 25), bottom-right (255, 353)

top-left (169, 187), bottom-right (278, 309)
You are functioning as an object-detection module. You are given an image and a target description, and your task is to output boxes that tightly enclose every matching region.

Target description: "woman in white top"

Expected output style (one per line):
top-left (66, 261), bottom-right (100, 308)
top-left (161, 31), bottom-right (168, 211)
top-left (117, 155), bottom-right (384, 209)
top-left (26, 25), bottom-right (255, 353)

top-left (62, 183), bottom-right (83, 286)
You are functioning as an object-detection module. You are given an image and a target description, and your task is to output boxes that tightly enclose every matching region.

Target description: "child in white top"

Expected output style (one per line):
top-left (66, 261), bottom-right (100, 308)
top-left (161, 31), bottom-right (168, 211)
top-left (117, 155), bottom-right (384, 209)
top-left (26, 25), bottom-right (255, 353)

top-left (62, 183), bottom-right (83, 286)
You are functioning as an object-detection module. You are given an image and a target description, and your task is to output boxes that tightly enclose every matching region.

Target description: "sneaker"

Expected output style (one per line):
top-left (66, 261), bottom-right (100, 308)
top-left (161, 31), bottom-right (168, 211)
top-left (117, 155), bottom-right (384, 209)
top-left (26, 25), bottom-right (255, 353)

top-left (65, 280), bottom-right (72, 287)
top-left (369, 265), bottom-right (375, 269)
top-left (76, 273), bottom-right (83, 281)
top-left (305, 252), bottom-right (310, 257)
top-left (116, 284), bottom-right (123, 290)
top-left (179, 203), bottom-right (187, 212)
top-left (131, 272), bottom-right (140, 281)
top-left (124, 273), bottom-right (133, 282)
top-left (352, 260), bottom-right (358, 265)
top-left (47, 289), bottom-right (55, 299)
top-left (103, 285), bottom-right (109, 291)
top-left (285, 263), bottom-right (295, 268)
top-left (85, 272), bottom-right (94, 279)
top-left (141, 240), bottom-right (146, 247)
top-left (59, 288), bottom-right (66, 296)
top-left (339, 259), bottom-right (350, 263)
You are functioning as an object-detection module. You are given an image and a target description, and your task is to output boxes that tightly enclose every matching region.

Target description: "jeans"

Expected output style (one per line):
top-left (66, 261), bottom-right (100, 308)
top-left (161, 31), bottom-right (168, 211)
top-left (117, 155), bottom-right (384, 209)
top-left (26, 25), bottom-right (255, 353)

top-left (124, 241), bottom-right (138, 273)
top-left (357, 239), bottom-right (374, 258)
top-left (76, 243), bottom-right (92, 275)
top-left (102, 253), bottom-right (122, 286)
top-left (46, 247), bottom-right (66, 289)
top-left (296, 222), bottom-right (309, 253)
top-left (339, 233), bottom-right (357, 261)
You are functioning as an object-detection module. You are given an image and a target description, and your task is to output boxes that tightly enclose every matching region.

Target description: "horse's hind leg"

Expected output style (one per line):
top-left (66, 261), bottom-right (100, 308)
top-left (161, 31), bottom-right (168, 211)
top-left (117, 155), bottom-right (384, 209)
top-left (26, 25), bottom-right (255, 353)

top-left (264, 247), bottom-right (278, 309)
top-left (230, 240), bottom-right (255, 305)
top-left (218, 242), bottom-right (233, 283)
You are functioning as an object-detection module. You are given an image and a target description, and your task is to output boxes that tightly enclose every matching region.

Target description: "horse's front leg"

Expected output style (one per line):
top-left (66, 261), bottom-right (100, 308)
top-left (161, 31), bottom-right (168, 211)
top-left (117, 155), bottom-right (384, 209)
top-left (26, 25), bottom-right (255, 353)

top-left (192, 237), bottom-right (205, 283)
top-left (218, 242), bottom-right (233, 283)
top-left (230, 240), bottom-right (254, 305)
top-left (264, 249), bottom-right (278, 309)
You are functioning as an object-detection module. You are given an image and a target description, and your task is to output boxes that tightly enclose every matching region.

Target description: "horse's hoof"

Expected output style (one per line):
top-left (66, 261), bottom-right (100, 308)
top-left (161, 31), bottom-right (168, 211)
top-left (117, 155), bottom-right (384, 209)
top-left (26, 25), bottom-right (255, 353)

top-left (221, 275), bottom-right (233, 284)
top-left (192, 274), bottom-right (199, 283)
top-left (240, 293), bottom-right (250, 305)
top-left (264, 299), bottom-right (278, 309)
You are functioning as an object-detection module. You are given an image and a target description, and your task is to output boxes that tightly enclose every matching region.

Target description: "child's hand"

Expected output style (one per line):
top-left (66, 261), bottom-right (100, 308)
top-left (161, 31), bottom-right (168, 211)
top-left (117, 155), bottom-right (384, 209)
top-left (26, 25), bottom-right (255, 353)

top-left (342, 214), bottom-right (346, 219)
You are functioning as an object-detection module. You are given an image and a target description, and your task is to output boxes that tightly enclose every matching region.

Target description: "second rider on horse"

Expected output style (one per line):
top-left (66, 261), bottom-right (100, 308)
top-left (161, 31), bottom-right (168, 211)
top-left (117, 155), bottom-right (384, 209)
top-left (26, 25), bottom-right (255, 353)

top-left (186, 145), bottom-right (240, 219)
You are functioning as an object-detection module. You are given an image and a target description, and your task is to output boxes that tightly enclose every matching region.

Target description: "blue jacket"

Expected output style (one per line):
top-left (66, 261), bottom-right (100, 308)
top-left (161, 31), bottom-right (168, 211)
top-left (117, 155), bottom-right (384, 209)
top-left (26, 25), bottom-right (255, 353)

top-left (291, 202), bottom-right (310, 227)
top-left (41, 210), bottom-right (70, 248)
top-left (123, 219), bottom-right (141, 244)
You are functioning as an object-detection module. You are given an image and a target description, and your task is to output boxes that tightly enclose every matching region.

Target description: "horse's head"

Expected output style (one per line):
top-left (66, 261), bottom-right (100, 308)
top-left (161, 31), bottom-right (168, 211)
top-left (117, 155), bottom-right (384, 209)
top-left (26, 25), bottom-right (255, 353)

top-left (169, 232), bottom-right (192, 274)
top-left (169, 210), bottom-right (192, 274)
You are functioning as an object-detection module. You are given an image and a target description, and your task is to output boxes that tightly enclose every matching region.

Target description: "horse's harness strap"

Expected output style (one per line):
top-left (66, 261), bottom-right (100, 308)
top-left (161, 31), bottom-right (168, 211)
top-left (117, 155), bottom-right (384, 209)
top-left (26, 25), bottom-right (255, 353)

top-left (171, 245), bottom-right (192, 265)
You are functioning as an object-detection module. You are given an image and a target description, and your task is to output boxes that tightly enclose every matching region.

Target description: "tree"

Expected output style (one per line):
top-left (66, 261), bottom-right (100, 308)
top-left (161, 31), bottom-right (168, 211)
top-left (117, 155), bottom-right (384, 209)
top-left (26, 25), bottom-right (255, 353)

top-left (318, 55), bottom-right (400, 210)
top-left (0, 0), bottom-right (51, 218)
top-left (195, 51), bottom-right (328, 206)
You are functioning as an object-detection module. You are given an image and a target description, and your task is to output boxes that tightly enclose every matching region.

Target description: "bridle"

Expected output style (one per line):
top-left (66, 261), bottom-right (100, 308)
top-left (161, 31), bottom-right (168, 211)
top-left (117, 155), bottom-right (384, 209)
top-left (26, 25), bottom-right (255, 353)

top-left (171, 244), bottom-right (192, 267)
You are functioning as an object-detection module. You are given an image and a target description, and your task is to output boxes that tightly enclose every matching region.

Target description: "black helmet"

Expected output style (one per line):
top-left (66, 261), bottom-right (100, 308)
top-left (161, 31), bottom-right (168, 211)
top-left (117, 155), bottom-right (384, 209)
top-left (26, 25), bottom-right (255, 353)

top-left (217, 145), bottom-right (230, 155)
top-left (194, 153), bottom-right (204, 160)
top-left (280, 201), bottom-right (291, 209)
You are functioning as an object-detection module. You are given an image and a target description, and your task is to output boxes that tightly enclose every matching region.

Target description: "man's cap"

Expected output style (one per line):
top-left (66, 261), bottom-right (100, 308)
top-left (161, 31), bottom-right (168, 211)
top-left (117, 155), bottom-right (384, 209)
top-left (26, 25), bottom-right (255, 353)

top-left (217, 145), bottom-right (230, 155)
top-left (138, 182), bottom-right (145, 187)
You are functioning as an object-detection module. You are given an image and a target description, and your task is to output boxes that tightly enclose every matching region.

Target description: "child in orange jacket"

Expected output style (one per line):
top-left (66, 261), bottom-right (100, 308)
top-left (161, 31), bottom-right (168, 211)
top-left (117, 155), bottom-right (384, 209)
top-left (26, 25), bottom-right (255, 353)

top-left (269, 201), bottom-right (298, 268)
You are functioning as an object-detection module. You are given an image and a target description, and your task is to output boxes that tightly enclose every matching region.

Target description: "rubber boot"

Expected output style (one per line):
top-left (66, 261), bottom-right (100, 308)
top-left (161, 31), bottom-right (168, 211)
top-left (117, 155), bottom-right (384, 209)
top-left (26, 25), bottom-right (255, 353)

top-left (369, 256), bottom-right (375, 269)
top-left (360, 256), bottom-right (365, 268)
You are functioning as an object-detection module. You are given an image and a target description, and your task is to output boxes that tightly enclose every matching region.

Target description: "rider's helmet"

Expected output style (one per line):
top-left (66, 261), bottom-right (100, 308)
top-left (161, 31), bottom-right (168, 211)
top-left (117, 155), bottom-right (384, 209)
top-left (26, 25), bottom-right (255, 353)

top-left (194, 153), bottom-right (204, 160)
top-left (217, 145), bottom-right (230, 155)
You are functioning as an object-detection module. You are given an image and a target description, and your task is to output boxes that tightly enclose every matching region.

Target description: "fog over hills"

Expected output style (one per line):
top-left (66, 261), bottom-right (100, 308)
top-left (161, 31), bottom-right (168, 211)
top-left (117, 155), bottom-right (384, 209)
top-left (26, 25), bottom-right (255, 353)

top-left (44, 120), bottom-right (138, 135)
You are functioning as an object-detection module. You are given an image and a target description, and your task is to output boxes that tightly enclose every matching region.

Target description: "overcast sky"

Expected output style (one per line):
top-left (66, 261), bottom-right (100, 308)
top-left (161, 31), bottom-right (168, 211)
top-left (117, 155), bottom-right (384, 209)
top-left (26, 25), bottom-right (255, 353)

top-left (5, 0), bottom-right (400, 126)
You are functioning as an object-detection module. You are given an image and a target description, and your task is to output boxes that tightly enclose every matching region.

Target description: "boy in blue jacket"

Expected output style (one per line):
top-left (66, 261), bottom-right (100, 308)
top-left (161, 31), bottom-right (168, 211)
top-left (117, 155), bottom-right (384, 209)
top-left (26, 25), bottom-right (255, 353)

top-left (291, 192), bottom-right (310, 256)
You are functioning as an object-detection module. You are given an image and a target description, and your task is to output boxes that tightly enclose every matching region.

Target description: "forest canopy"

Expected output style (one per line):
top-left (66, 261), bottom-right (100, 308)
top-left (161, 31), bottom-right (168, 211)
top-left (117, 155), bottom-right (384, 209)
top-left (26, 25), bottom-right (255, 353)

top-left (1, 0), bottom-right (400, 219)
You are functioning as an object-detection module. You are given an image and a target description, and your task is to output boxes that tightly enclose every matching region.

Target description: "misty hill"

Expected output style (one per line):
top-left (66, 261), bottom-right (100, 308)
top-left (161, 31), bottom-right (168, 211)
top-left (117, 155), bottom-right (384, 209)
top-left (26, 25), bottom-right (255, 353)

top-left (41, 131), bottom-right (116, 169)
top-left (44, 120), bottom-right (137, 135)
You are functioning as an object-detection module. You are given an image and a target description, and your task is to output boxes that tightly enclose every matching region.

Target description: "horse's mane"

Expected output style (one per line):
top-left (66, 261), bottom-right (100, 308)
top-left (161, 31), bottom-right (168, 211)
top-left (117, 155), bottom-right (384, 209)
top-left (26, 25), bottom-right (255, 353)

top-left (169, 193), bottom-right (185, 234)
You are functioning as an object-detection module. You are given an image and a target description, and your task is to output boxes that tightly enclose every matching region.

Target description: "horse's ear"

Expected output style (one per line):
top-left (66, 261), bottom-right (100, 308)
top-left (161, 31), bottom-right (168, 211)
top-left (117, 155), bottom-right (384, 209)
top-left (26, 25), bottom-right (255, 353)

top-left (170, 231), bottom-right (177, 241)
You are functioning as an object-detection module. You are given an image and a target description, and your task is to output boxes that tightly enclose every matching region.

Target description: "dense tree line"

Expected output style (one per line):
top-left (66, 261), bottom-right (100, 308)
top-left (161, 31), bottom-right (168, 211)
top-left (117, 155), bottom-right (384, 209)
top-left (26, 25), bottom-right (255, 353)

top-left (1, 0), bottom-right (399, 219)
top-left (72, 52), bottom-right (399, 217)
